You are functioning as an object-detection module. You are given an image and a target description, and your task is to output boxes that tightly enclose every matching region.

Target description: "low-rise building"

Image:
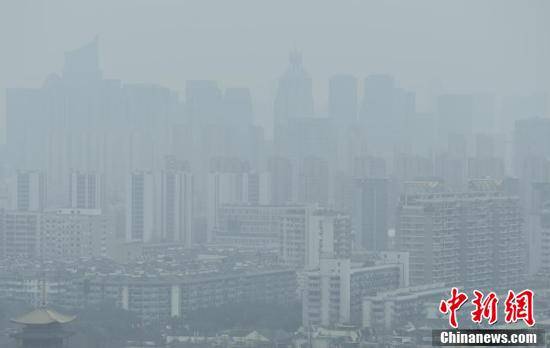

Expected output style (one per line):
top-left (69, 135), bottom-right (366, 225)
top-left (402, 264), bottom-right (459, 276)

top-left (362, 283), bottom-right (448, 332)
top-left (302, 258), bottom-right (407, 327)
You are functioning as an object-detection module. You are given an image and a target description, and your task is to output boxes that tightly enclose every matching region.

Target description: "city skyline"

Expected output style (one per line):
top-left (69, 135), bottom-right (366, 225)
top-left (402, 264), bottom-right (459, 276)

top-left (1, 0), bottom-right (549, 142)
top-left (1, 1), bottom-right (550, 347)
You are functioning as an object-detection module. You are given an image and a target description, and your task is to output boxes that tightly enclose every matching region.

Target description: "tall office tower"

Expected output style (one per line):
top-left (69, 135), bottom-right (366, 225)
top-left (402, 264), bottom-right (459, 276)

top-left (274, 51), bottom-right (314, 155)
top-left (69, 171), bottom-right (103, 210)
top-left (125, 83), bottom-right (179, 170)
top-left (471, 94), bottom-right (496, 134)
top-left (353, 156), bottom-right (387, 179)
top-left (280, 208), bottom-right (351, 269)
top-left (297, 157), bottom-right (330, 206)
top-left (329, 74), bottom-right (357, 124)
top-left (468, 133), bottom-right (506, 180)
top-left (513, 119), bottom-right (550, 275)
top-left (436, 94), bottom-right (474, 147)
top-left (126, 171), bottom-right (157, 243)
top-left (7, 38), bottom-right (182, 206)
top-left (41, 208), bottom-right (112, 260)
top-left (266, 157), bottom-right (293, 205)
top-left (185, 80), bottom-right (223, 125)
top-left (274, 51), bottom-right (314, 122)
top-left (223, 87), bottom-right (254, 127)
top-left (403, 112), bottom-right (436, 156)
top-left (436, 94), bottom-right (495, 149)
top-left (396, 180), bottom-right (525, 290)
top-left (222, 87), bottom-right (265, 168)
top-left (393, 154), bottom-right (433, 183)
top-left (360, 74), bottom-right (415, 155)
top-left (514, 118), bottom-right (550, 206)
top-left (302, 258), bottom-right (406, 327)
top-left (352, 178), bottom-right (388, 251)
top-left (467, 157), bottom-right (505, 180)
top-left (62, 36), bottom-right (102, 82)
top-left (500, 94), bottom-right (547, 133)
top-left (160, 169), bottom-right (193, 246)
top-left (15, 171), bottom-right (47, 212)
top-left (6, 87), bottom-right (48, 170)
top-left (0, 210), bottom-right (40, 259)
top-left (535, 0), bottom-right (550, 101)
top-left (434, 153), bottom-right (467, 191)
top-left (279, 117), bottom-right (335, 160)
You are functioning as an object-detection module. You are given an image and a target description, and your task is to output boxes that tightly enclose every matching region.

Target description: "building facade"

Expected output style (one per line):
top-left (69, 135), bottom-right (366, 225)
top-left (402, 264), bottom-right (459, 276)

top-left (396, 180), bottom-right (525, 290)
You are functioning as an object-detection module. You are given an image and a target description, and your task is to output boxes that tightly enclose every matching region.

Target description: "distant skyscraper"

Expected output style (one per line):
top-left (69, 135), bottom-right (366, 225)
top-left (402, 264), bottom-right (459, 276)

top-left (7, 38), bottom-right (181, 209)
top-left (274, 51), bottom-right (314, 122)
top-left (353, 156), bottom-right (387, 179)
top-left (15, 171), bottom-right (47, 212)
top-left (434, 153), bottom-right (467, 190)
top-left (274, 51), bottom-right (314, 155)
top-left (267, 156), bottom-right (293, 205)
top-left (514, 118), bottom-right (550, 176)
top-left (126, 171), bottom-right (157, 242)
top-left (186, 80), bottom-right (222, 124)
top-left (62, 36), bottom-right (102, 82)
top-left (223, 87), bottom-right (254, 126)
top-left (69, 171), bottom-right (103, 210)
top-left (353, 178), bottom-right (388, 251)
top-left (360, 74), bottom-right (415, 154)
top-left (297, 157), bottom-right (330, 206)
top-left (329, 74), bottom-right (357, 124)
top-left (513, 117), bottom-right (550, 210)
top-left (393, 154), bottom-right (434, 184)
top-left (436, 94), bottom-right (474, 141)
top-left (500, 94), bottom-right (547, 133)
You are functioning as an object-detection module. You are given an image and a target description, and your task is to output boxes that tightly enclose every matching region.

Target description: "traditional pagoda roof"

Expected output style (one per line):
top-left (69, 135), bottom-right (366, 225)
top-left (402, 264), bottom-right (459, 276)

top-left (11, 308), bottom-right (76, 325)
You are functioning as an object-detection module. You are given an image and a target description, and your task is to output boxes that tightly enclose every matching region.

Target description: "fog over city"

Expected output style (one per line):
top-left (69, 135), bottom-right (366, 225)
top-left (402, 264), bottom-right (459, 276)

top-left (1, 0), bottom-right (548, 135)
top-left (0, 1), bottom-right (549, 347)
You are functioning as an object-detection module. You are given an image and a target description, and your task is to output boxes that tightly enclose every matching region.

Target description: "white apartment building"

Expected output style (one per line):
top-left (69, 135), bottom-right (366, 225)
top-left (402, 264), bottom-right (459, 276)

top-left (303, 258), bottom-right (407, 327)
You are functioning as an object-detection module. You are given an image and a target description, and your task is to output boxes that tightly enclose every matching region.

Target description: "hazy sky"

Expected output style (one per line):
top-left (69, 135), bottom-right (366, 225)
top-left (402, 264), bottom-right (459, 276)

top-left (0, 0), bottom-right (545, 135)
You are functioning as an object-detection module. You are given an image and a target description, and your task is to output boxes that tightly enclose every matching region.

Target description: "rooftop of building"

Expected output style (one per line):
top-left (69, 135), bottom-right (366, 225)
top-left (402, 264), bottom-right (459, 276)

top-left (11, 307), bottom-right (76, 325)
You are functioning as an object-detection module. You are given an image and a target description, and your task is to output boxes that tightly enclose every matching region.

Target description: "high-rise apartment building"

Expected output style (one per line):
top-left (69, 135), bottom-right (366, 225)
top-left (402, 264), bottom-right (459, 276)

top-left (126, 171), bottom-right (157, 242)
top-left (69, 171), bottom-right (103, 210)
top-left (15, 171), bottom-right (47, 212)
top-left (160, 170), bottom-right (193, 246)
top-left (353, 178), bottom-right (388, 251)
top-left (396, 180), bottom-right (525, 290)
top-left (280, 208), bottom-right (352, 269)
